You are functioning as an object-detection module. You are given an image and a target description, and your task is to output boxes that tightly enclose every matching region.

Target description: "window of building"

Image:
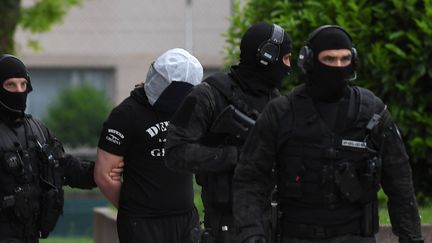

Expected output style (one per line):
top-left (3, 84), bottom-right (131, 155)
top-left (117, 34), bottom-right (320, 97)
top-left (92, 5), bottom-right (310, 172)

top-left (26, 68), bottom-right (115, 120)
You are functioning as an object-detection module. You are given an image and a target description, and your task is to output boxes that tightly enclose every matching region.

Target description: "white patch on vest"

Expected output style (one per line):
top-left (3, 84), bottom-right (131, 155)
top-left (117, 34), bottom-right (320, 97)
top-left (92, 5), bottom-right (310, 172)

top-left (341, 139), bottom-right (367, 149)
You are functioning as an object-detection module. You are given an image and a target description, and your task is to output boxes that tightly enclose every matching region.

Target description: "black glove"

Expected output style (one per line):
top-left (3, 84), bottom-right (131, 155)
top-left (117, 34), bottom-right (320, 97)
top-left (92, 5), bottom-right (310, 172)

top-left (243, 235), bottom-right (266, 243)
top-left (399, 236), bottom-right (424, 243)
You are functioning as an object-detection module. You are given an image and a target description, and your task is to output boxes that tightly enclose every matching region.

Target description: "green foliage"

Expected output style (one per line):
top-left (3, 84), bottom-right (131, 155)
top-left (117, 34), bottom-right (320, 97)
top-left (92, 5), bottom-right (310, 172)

top-left (20, 0), bottom-right (82, 33)
top-left (43, 85), bottom-right (111, 148)
top-left (194, 180), bottom-right (204, 221)
top-left (225, 0), bottom-right (432, 195)
top-left (0, 0), bottom-right (82, 53)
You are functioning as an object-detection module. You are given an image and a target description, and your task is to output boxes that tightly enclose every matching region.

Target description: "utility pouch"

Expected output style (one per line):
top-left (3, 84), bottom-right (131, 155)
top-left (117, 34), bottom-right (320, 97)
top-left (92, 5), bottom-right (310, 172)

top-left (359, 173), bottom-right (374, 203)
top-left (358, 158), bottom-right (380, 203)
top-left (334, 163), bottom-right (362, 202)
top-left (39, 188), bottom-right (64, 238)
top-left (278, 157), bottom-right (303, 199)
top-left (13, 186), bottom-right (35, 223)
top-left (3, 151), bottom-right (25, 177)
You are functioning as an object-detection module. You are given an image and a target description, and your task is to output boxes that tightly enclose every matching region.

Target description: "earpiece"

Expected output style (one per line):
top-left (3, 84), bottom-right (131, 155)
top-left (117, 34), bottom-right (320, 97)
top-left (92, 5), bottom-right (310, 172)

top-left (256, 24), bottom-right (285, 66)
top-left (297, 25), bottom-right (357, 74)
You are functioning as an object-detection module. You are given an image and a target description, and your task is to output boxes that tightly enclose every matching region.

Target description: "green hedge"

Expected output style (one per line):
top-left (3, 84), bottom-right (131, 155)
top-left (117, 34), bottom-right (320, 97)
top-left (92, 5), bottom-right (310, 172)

top-left (224, 0), bottom-right (432, 201)
top-left (43, 84), bottom-right (111, 147)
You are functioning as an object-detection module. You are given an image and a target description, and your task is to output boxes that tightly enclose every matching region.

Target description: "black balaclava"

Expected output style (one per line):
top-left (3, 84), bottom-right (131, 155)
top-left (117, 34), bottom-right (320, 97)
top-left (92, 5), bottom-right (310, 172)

top-left (0, 55), bottom-right (32, 120)
top-left (306, 27), bottom-right (354, 102)
top-left (237, 22), bottom-right (292, 91)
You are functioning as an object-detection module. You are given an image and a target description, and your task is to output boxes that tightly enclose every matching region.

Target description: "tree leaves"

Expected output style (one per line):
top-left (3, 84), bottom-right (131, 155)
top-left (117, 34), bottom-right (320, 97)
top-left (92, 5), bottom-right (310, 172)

top-left (224, 0), bottom-right (432, 197)
top-left (20, 0), bottom-right (82, 33)
top-left (0, 0), bottom-right (82, 53)
top-left (43, 85), bottom-right (111, 148)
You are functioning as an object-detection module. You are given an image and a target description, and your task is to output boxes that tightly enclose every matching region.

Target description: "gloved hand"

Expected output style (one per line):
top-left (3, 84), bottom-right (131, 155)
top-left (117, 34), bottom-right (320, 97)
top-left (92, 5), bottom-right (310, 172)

top-left (243, 235), bottom-right (266, 243)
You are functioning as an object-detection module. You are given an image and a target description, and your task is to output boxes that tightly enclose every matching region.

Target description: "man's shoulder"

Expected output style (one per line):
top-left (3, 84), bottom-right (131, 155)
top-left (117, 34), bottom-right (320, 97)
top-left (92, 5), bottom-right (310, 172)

top-left (190, 77), bottom-right (221, 99)
top-left (113, 96), bottom-right (149, 113)
top-left (351, 86), bottom-right (385, 108)
top-left (202, 72), bottom-right (232, 90)
top-left (262, 95), bottom-right (292, 118)
top-left (23, 114), bottom-right (50, 132)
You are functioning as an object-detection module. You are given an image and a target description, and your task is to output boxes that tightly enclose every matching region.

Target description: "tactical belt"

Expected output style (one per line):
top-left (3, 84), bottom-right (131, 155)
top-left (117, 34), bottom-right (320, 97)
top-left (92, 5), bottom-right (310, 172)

top-left (282, 219), bottom-right (361, 239)
top-left (0, 222), bottom-right (38, 238)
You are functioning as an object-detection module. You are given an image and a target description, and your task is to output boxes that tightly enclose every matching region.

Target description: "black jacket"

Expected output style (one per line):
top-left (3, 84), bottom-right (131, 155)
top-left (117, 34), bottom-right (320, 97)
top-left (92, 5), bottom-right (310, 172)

top-left (233, 84), bottom-right (423, 242)
top-left (165, 66), bottom-right (280, 236)
top-left (0, 114), bottom-right (95, 238)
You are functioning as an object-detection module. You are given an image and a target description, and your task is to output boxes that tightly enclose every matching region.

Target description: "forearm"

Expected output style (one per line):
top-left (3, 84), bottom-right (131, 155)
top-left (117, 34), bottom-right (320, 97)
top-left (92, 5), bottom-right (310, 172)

top-left (94, 148), bottom-right (124, 208)
top-left (382, 163), bottom-right (422, 240)
top-left (379, 121), bottom-right (423, 240)
top-left (234, 164), bottom-right (273, 241)
top-left (95, 175), bottom-right (122, 208)
top-left (165, 141), bottom-right (238, 173)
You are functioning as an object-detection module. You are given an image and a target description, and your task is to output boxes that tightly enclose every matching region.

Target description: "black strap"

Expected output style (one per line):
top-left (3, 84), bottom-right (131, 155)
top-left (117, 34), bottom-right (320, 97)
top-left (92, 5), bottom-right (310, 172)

top-left (0, 122), bottom-right (19, 151)
top-left (282, 220), bottom-right (361, 239)
top-left (204, 73), bottom-right (259, 119)
top-left (0, 116), bottom-right (47, 151)
top-left (23, 116), bottom-right (47, 146)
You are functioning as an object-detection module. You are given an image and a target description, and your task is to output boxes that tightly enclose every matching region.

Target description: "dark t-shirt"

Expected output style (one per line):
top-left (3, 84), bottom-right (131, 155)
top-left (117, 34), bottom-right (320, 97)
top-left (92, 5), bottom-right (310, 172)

top-left (98, 88), bottom-right (194, 217)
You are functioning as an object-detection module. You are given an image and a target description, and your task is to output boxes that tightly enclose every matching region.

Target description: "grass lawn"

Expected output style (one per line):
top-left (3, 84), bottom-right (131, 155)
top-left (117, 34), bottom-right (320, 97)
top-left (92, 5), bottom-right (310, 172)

top-left (40, 237), bottom-right (92, 243)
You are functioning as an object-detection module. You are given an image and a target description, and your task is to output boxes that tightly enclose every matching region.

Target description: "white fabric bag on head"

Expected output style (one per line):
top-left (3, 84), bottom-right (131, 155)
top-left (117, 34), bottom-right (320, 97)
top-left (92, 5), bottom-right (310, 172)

top-left (144, 48), bottom-right (203, 105)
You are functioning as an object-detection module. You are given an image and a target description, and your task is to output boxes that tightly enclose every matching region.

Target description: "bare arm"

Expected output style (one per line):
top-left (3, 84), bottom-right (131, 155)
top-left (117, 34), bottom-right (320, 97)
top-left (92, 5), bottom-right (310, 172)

top-left (94, 147), bottom-right (123, 208)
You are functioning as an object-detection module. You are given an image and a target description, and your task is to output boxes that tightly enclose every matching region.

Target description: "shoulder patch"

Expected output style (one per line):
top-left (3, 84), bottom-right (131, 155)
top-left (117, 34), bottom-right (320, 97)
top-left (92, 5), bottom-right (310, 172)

top-left (105, 128), bottom-right (124, 146)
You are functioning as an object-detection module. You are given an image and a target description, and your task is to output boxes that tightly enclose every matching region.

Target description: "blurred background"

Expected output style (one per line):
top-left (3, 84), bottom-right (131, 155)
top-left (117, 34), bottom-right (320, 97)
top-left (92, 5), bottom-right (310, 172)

top-left (3, 0), bottom-right (235, 242)
top-left (1, 0), bottom-right (431, 242)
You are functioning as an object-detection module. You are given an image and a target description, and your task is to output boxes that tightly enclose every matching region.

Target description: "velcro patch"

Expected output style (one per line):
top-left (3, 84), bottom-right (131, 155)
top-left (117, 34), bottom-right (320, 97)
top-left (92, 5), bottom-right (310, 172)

top-left (341, 139), bottom-right (367, 149)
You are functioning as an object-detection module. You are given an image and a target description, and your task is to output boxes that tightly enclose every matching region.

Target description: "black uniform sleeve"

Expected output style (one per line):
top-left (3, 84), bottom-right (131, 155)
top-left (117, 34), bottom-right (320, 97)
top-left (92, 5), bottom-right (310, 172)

top-left (233, 97), bottom-right (287, 242)
top-left (42, 127), bottom-right (97, 189)
top-left (165, 82), bottom-right (238, 173)
top-left (97, 104), bottom-right (134, 156)
top-left (60, 154), bottom-right (96, 189)
top-left (372, 108), bottom-right (423, 242)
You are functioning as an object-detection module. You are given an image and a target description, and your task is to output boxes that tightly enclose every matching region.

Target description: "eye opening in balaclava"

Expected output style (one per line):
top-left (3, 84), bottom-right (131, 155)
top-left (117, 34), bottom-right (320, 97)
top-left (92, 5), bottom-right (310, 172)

top-left (239, 22), bottom-right (292, 88)
top-left (144, 48), bottom-right (203, 114)
top-left (306, 26), bottom-right (355, 101)
top-left (0, 55), bottom-right (32, 117)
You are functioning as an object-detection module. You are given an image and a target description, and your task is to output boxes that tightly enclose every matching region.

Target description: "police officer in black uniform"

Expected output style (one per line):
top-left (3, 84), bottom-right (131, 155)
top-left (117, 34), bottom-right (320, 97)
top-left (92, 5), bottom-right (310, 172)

top-left (164, 22), bottom-right (292, 243)
top-left (0, 54), bottom-right (96, 243)
top-left (233, 25), bottom-right (424, 243)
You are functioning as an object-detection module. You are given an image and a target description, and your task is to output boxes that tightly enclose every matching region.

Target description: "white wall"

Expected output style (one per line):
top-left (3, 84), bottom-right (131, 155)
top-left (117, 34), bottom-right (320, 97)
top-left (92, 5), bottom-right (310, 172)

top-left (16, 0), bottom-right (231, 105)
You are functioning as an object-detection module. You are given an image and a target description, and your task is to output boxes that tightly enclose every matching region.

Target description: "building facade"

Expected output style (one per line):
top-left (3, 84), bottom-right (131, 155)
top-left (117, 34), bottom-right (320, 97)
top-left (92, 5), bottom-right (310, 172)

top-left (16, 0), bottom-right (233, 119)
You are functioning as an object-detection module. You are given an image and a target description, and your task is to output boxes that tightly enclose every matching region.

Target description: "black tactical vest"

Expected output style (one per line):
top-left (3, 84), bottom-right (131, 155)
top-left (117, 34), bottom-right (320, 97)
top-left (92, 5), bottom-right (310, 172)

top-left (276, 85), bottom-right (385, 216)
top-left (0, 116), bottom-right (48, 237)
top-left (198, 72), bottom-right (279, 209)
